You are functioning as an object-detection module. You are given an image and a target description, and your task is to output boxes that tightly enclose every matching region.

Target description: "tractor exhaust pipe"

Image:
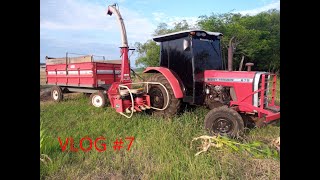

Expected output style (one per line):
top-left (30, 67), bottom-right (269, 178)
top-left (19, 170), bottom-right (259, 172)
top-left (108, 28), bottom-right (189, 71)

top-left (245, 63), bottom-right (254, 72)
top-left (228, 37), bottom-right (235, 71)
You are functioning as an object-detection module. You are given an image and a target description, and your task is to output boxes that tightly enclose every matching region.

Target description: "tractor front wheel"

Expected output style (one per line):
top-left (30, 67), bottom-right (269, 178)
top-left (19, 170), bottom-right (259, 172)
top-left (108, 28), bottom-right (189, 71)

top-left (146, 74), bottom-right (181, 117)
top-left (204, 106), bottom-right (244, 137)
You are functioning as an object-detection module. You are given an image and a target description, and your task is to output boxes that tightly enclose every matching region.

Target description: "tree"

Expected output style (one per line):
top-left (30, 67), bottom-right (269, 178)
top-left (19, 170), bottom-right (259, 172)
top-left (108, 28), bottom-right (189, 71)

top-left (134, 10), bottom-right (280, 73)
top-left (134, 40), bottom-right (160, 67)
top-left (198, 9), bottom-right (280, 73)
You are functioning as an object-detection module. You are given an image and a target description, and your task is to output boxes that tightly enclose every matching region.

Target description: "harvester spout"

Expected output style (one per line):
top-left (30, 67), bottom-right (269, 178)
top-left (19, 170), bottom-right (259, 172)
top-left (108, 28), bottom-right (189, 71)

top-left (107, 4), bottom-right (128, 47)
top-left (107, 4), bottom-right (131, 83)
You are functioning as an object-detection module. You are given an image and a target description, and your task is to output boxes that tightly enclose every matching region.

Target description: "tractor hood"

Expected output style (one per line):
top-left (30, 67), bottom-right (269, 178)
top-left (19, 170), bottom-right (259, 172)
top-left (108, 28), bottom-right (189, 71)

top-left (203, 70), bottom-right (271, 109)
top-left (203, 70), bottom-right (257, 84)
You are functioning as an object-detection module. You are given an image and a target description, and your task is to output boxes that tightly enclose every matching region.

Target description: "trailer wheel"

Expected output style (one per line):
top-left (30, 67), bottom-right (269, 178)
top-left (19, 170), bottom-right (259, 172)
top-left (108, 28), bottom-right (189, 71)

top-left (204, 106), bottom-right (244, 137)
top-left (51, 86), bottom-right (63, 102)
top-left (146, 73), bottom-right (181, 117)
top-left (90, 91), bottom-right (106, 108)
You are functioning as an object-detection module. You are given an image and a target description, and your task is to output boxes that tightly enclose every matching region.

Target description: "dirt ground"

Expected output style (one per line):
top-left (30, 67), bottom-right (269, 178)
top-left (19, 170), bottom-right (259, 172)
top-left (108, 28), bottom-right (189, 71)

top-left (40, 87), bottom-right (83, 102)
top-left (40, 87), bottom-right (52, 101)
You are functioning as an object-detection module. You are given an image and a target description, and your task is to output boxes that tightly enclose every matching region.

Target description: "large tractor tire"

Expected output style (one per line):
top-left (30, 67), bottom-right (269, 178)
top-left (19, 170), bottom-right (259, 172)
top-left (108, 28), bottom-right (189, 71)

top-left (51, 86), bottom-right (63, 102)
top-left (146, 73), bottom-right (181, 117)
top-left (204, 106), bottom-right (244, 137)
top-left (90, 91), bottom-right (107, 108)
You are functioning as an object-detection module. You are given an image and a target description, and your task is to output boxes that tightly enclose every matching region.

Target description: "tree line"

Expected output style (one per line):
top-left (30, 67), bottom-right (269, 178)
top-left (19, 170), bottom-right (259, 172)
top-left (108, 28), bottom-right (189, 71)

top-left (134, 9), bottom-right (280, 74)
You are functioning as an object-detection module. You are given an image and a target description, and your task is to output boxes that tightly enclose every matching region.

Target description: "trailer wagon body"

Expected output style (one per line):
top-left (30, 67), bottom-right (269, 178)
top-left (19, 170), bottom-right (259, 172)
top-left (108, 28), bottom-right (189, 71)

top-left (45, 55), bottom-right (123, 107)
top-left (46, 62), bottom-right (121, 89)
top-left (45, 55), bottom-right (122, 90)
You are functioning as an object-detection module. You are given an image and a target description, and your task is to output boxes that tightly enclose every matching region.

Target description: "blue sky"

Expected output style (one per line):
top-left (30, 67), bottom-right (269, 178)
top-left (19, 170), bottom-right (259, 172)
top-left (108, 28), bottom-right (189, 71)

top-left (40, 0), bottom-right (280, 66)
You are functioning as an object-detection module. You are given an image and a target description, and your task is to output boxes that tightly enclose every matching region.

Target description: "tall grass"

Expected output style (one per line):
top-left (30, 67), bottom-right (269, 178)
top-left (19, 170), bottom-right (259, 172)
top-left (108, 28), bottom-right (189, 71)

top-left (40, 94), bottom-right (279, 179)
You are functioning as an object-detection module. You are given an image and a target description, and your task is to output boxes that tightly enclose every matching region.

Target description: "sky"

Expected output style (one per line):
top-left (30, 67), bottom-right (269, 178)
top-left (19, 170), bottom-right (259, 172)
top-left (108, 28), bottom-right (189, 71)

top-left (40, 0), bottom-right (280, 66)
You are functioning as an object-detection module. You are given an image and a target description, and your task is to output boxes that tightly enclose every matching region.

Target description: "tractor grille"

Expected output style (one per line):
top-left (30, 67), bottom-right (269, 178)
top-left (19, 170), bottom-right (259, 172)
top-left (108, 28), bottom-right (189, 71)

top-left (253, 72), bottom-right (270, 108)
top-left (258, 74), bottom-right (269, 108)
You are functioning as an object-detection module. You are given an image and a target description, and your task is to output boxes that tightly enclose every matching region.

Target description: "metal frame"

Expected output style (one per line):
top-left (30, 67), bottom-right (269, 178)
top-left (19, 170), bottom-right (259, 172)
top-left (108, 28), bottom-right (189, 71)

top-left (229, 73), bottom-right (280, 123)
top-left (63, 87), bottom-right (106, 94)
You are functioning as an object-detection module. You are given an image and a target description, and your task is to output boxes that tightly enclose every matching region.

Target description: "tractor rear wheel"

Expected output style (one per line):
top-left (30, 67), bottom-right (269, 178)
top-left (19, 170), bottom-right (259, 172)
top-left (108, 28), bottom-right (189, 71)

top-left (146, 73), bottom-right (181, 117)
top-left (90, 91), bottom-right (107, 108)
top-left (204, 106), bottom-right (244, 137)
top-left (51, 86), bottom-right (63, 102)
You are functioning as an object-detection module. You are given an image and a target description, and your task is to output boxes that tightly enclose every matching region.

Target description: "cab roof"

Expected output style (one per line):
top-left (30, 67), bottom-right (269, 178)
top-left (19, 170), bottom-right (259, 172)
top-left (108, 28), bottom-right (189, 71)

top-left (153, 29), bottom-right (223, 42)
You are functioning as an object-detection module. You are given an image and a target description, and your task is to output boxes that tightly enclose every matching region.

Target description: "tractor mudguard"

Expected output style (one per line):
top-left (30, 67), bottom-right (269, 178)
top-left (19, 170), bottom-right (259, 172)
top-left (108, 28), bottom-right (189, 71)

top-left (143, 67), bottom-right (184, 98)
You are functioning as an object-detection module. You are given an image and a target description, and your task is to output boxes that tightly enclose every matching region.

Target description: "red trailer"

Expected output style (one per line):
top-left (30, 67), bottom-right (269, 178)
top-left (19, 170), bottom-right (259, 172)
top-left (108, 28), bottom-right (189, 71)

top-left (45, 54), bottom-right (122, 108)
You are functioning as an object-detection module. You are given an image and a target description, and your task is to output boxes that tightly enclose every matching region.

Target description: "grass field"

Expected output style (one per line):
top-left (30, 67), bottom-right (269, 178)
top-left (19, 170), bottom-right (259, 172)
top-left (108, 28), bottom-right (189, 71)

top-left (40, 71), bottom-right (280, 179)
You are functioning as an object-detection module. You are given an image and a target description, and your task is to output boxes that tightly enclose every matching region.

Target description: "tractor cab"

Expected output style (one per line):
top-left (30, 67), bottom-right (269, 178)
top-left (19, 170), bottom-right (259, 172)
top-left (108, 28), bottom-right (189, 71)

top-left (153, 30), bottom-right (223, 104)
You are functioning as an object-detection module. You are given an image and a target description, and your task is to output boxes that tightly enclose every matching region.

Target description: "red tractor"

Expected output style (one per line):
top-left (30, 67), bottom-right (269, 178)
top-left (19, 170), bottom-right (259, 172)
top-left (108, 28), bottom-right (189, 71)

top-left (106, 4), bottom-right (280, 136)
top-left (46, 4), bottom-right (280, 137)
